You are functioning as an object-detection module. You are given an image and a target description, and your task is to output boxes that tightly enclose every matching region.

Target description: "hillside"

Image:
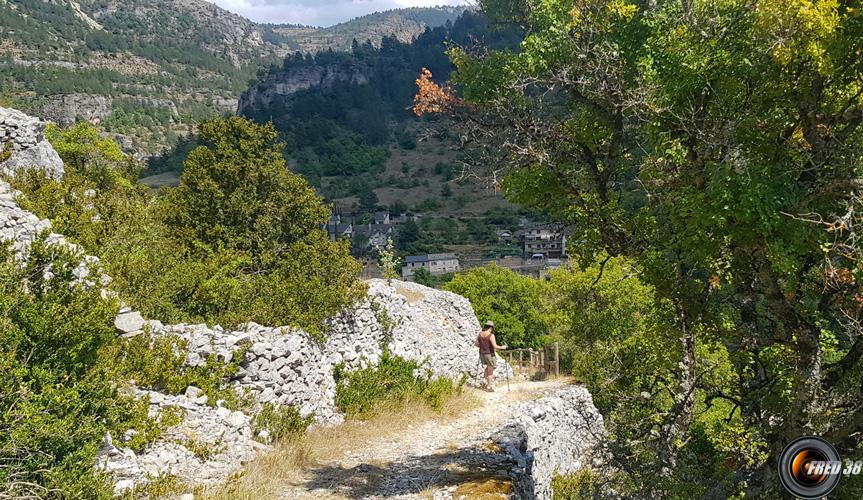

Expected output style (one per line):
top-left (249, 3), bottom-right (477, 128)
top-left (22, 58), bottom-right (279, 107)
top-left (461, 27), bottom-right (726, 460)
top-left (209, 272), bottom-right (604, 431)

top-left (0, 2), bottom-right (462, 155)
top-left (272, 6), bottom-right (466, 53)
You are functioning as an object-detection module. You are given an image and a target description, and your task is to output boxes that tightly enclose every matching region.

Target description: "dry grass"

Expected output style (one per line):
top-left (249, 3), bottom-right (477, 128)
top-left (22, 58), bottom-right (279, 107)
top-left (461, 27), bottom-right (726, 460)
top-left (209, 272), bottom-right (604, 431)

top-left (452, 477), bottom-right (513, 499)
top-left (204, 391), bottom-right (480, 500)
top-left (395, 285), bottom-right (426, 304)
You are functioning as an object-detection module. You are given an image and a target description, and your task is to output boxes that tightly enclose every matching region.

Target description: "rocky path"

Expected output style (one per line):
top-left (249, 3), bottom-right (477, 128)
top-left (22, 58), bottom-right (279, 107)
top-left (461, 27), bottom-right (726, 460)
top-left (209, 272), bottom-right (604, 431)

top-left (278, 378), bottom-right (572, 499)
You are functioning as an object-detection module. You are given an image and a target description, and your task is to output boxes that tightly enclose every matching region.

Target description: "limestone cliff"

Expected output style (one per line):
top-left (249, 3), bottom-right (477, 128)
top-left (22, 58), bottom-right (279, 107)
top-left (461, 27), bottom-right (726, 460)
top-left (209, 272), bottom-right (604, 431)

top-left (238, 62), bottom-right (372, 115)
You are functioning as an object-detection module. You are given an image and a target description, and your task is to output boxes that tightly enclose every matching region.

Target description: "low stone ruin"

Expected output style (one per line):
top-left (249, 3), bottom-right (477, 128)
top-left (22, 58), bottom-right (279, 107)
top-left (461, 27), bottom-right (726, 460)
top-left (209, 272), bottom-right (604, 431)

top-left (493, 385), bottom-right (607, 499)
top-left (0, 107), bottom-right (64, 179)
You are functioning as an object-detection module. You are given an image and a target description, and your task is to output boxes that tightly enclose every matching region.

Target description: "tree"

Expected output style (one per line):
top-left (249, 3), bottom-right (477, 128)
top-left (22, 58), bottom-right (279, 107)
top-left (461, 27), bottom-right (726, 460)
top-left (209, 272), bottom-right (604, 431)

top-left (166, 117), bottom-right (329, 256)
top-left (422, 0), bottom-right (863, 496)
top-left (397, 218), bottom-right (420, 250)
top-left (413, 267), bottom-right (436, 287)
top-left (444, 264), bottom-right (549, 349)
top-left (357, 187), bottom-right (379, 213)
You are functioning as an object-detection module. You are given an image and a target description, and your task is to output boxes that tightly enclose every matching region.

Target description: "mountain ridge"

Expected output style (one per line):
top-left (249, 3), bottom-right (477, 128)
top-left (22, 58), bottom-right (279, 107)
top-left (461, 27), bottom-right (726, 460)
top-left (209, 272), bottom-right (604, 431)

top-left (0, 1), bottom-right (463, 155)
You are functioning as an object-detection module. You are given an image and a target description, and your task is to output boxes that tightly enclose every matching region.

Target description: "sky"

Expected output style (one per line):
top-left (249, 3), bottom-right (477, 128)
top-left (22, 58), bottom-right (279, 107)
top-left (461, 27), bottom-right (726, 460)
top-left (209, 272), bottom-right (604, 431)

top-left (209, 0), bottom-right (468, 28)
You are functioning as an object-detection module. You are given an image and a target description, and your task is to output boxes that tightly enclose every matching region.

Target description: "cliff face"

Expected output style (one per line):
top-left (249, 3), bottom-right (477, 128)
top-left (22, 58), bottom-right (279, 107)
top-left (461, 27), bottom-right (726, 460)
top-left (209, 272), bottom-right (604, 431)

top-left (238, 62), bottom-right (372, 114)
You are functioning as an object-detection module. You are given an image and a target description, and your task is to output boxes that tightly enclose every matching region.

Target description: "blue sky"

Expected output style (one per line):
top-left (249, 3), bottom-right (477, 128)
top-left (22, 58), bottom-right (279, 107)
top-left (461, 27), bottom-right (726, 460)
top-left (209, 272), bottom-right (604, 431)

top-left (209, 0), bottom-right (468, 27)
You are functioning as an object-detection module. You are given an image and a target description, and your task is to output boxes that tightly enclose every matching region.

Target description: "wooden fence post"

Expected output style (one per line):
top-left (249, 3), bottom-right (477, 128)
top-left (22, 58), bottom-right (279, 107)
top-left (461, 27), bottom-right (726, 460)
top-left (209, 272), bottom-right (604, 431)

top-left (554, 342), bottom-right (560, 377)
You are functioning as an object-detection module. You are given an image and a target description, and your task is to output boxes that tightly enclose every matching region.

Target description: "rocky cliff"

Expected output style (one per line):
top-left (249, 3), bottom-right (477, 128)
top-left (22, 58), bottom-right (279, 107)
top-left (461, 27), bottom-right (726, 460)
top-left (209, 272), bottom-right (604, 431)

top-left (238, 62), bottom-right (372, 114)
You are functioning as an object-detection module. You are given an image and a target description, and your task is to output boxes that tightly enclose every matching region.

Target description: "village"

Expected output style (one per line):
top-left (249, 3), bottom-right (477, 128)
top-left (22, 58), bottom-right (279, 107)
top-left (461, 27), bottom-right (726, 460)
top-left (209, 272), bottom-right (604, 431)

top-left (325, 210), bottom-right (570, 281)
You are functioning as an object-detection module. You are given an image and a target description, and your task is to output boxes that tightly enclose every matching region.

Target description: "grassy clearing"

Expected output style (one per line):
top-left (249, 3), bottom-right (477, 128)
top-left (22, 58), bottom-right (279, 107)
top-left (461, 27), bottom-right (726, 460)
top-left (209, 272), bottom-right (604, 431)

top-left (205, 391), bottom-right (480, 499)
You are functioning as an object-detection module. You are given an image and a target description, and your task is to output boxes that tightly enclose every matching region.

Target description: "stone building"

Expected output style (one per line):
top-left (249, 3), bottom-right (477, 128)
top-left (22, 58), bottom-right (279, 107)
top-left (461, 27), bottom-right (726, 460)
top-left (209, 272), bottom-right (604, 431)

top-left (522, 228), bottom-right (567, 259)
top-left (401, 253), bottom-right (461, 278)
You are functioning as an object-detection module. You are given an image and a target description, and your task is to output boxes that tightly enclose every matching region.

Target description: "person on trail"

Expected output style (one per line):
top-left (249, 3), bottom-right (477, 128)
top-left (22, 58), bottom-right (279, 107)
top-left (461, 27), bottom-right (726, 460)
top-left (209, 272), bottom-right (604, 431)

top-left (476, 320), bottom-right (507, 391)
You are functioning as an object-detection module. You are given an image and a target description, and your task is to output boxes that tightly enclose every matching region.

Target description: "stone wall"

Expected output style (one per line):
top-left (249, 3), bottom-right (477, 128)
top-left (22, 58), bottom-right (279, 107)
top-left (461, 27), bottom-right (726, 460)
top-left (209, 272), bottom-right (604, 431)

top-left (0, 107), bottom-right (64, 179)
top-left (0, 107), bottom-right (513, 492)
top-left (493, 385), bottom-right (607, 500)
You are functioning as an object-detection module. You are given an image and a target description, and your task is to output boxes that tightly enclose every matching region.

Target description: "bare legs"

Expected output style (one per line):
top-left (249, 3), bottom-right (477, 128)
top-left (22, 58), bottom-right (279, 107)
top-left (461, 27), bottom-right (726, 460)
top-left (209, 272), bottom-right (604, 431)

top-left (485, 365), bottom-right (494, 391)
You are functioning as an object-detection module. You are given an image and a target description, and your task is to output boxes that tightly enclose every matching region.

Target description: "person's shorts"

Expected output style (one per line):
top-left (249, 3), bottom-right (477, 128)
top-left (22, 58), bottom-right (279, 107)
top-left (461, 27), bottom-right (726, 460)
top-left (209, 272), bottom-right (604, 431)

top-left (480, 353), bottom-right (497, 368)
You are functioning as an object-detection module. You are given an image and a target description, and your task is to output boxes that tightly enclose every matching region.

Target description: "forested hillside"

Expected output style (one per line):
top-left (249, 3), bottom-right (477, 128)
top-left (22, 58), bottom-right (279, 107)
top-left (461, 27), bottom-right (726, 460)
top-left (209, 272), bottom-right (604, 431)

top-left (271, 6), bottom-right (466, 53)
top-left (0, 1), bottom-right (462, 155)
top-left (231, 12), bottom-right (528, 261)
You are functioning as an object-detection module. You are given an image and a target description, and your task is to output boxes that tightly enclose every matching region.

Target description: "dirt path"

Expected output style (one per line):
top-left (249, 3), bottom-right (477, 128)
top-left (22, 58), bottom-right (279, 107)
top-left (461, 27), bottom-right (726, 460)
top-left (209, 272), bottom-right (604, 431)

top-left (278, 378), bottom-right (571, 499)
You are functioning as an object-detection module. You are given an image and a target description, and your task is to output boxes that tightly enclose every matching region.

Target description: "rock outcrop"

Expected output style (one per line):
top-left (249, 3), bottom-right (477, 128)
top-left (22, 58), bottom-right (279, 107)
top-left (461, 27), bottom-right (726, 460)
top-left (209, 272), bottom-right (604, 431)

top-left (0, 107), bottom-right (64, 179)
top-left (238, 63), bottom-right (371, 114)
top-left (39, 94), bottom-right (113, 126)
top-left (493, 385), bottom-right (607, 499)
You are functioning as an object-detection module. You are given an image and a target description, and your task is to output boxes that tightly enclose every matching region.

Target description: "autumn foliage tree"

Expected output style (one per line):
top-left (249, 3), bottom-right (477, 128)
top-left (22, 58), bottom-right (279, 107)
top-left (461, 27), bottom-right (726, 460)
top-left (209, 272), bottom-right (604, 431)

top-left (419, 0), bottom-right (863, 497)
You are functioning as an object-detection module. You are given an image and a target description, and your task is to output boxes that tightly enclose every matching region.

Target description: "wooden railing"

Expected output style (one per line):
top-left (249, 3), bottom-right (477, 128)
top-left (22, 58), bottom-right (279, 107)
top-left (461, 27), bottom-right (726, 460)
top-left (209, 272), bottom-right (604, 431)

top-left (501, 342), bottom-right (560, 378)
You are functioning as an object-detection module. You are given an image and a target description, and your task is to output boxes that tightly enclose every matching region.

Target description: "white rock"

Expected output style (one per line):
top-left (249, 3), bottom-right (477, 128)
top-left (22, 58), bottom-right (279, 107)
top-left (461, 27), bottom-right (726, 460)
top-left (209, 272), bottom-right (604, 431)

top-left (114, 311), bottom-right (145, 334)
top-left (184, 386), bottom-right (204, 400)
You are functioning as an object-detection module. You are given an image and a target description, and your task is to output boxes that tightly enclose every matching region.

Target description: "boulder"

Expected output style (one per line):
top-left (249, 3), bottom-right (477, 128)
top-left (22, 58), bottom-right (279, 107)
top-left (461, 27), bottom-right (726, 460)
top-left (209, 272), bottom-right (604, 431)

top-left (114, 311), bottom-right (145, 334)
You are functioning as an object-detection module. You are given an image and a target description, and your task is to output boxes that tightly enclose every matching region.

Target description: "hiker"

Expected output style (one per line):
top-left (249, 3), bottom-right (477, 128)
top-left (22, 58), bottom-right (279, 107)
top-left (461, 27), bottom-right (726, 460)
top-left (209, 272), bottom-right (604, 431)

top-left (476, 320), bottom-right (506, 391)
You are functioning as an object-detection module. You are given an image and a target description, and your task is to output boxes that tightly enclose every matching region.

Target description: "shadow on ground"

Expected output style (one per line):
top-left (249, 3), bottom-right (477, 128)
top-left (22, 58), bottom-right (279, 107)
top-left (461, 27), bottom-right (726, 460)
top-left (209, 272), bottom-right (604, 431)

top-left (301, 443), bottom-right (517, 498)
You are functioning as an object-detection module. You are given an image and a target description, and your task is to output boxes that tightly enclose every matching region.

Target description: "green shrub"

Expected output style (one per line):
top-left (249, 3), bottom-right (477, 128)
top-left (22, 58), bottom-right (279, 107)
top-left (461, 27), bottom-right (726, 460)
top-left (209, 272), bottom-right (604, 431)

top-left (333, 351), bottom-right (464, 419)
top-left (0, 239), bottom-right (158, 498)
top-left (552, 469), bottom-right (602, 500)
top-left (111, 332), bottom-right (253, 410)
top-left (252, 403), bottom-right (313, 443)
top-left (181, 434), bottom-right (225, 461)
top-left (122, 402), bottom-right (185, 453)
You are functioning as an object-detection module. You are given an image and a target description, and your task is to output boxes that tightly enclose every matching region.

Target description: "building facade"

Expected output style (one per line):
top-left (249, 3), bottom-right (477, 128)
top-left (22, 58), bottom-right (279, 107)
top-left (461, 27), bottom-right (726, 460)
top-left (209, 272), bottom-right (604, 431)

top-left (522, 228), bottom-right (567, 259)
top-left (401, 253), bottom-right (461, 278)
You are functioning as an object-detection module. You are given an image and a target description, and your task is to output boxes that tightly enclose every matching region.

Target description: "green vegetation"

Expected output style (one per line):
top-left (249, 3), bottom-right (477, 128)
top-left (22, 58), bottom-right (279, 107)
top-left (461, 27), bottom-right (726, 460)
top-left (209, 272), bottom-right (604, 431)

top-left (445, 264), bottom-right (549, 349)
top-left (0, 239), bottom-right (171, 499)
top-left (551, 469), bottom-right (602, 500)
top-left (13, 118), bottom-right (364, 333)
top-left (333, 351), bottom-right (465, 419)
top-left (181, 435), bottom-right (226, 461)
top-left (252, 403), bottom-right (314, 444)
top-left (433, 0), bottom-right (863, 496)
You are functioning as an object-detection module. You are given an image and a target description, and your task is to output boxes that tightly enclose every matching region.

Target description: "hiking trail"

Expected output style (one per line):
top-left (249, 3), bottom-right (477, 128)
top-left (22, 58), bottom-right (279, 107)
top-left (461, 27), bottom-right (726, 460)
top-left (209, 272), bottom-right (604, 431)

top-left (277, 378), bottom-right (571, 499)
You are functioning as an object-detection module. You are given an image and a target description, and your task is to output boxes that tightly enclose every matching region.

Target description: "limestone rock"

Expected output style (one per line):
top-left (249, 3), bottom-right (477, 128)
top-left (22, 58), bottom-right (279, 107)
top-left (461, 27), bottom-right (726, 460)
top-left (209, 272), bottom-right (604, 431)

top-left (115, 311), bottom-right (145, 334)
top-left (0, 107), bottom-right (64, 179)
top-left (492, 386), bottom-right (607, 500)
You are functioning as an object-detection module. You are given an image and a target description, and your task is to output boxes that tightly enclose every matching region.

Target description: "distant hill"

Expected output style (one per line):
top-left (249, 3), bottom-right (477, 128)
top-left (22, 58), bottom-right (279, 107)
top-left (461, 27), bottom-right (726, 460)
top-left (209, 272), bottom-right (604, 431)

top-left (272, 6), bottom-right (466, 53)
top-left (0, 1), bottom-right (463, 154)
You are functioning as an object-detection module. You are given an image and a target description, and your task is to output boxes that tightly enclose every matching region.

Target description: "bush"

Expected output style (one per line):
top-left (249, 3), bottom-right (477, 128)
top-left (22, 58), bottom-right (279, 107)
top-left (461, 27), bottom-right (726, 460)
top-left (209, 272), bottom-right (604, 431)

top-left (444, 264), bottom-right (549, 349)
top-left (552, 469), bottom-right (602, 500)
top-left (252, 403), bottom-right (313, 443)
top-left (333, 351), bottom-right (464, 419)
top-left (0, 239), bottom-right (159, 498)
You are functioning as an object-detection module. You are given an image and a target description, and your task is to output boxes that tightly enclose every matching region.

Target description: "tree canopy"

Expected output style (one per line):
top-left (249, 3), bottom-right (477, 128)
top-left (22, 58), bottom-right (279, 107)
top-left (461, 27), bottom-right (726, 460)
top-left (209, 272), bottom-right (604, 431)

top-left (419, 0), bottom-right (863, 496)
top-left (445, 264), bottom-right (549, 349)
